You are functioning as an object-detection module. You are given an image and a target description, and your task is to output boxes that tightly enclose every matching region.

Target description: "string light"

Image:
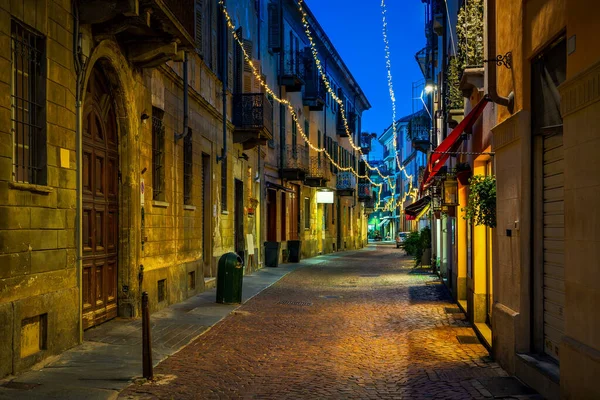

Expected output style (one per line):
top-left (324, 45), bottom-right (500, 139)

top-left (219, 1), bottom-right (383, 186)
top-left (296, 0), bottom-right (399, 189)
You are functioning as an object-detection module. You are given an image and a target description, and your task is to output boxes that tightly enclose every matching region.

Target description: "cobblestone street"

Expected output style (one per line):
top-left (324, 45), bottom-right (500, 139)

top-left (120, 245), bottom-right (539, 400)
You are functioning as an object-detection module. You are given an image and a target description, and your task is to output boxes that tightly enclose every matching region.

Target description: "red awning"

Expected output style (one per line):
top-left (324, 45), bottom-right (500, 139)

top-left (420, 96), bottom-right (490, 190)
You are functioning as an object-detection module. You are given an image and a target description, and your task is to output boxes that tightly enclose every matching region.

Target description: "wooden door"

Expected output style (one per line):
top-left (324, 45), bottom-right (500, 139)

top-left (267, 189), bottom-right (277, 242)
top-left (82, 68), bottom-right (118, 329)
top-left (234, 179), bottom-right (245, 255)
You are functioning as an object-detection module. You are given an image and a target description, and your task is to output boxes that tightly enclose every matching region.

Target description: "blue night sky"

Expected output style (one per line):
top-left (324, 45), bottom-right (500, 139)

top-left (305, 0), bottom-right (426, 158)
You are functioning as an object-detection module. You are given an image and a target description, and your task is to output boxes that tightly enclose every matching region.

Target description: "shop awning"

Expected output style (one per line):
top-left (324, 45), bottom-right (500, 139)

top-left (379, 219), bottom-right (391, 228)
top-left (405, 195), bottom-right (431, 217)
top-left (415, 203), bottom-right (431, 220)
top-left (266, 182), bottom-right (294, 193)
top-left (421, 96), bottom-right (490, 190)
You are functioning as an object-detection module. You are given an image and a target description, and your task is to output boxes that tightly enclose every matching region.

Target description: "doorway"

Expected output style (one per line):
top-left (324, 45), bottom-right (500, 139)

top-left (267, 189), bottom-right (277, 242)
top-left (531, 36), bottom-right (566, 362)
top-left (81, 67), bottom-right (119, 329)
top-left (234, 179), bottom-right (245, 261)
top-left (202, 153), bottom-right (212, 277)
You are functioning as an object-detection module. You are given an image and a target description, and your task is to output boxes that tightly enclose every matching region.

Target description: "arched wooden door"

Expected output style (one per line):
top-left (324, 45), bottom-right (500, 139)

top-left (82, 67), bottom-right (119, 329)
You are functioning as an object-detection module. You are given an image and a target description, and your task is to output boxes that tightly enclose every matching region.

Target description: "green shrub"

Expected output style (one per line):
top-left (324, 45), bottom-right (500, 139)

top-left (401, 226), bottom-right (432, 267)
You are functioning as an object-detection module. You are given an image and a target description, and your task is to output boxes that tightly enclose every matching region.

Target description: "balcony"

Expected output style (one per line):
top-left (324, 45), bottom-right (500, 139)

top-left (336, 171), bottom-right (356, 197)
top-left (408, 112), bottom-right (431, 153)
top-left (78, 0), bottom-right (195, 67)
top-left (360, 133), bottom-right (376, 154)
top-left (364, 198), bottom-right (376, 211)
top-left (280, 49), bottom-right (305, 92)
top-left (232, 93), bottom-right (274, 150)
top-left (336, 110), bottom-right (356, 137)
top-left (303, 51), bottom-right (326, 111)
top-left (304, 156), bottom-right (329, 187)
top-left (358, 182), bottom-right (372, 201)
top-left (282, 144), bottom-right (309, 181)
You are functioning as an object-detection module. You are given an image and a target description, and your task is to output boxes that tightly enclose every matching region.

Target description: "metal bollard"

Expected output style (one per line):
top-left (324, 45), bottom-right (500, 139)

top-left (141, 291), bottom-right (153, 380)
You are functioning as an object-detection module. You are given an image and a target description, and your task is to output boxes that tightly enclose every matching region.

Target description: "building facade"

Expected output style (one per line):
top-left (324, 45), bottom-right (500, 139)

top-left (0, 0), bottom-right (369, 379)
top-left (419, 0), bottom-right (600, 398)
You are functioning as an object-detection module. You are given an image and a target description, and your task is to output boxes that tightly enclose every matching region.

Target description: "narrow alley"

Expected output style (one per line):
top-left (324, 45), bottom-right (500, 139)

top-left (119, 245), bottom-right (538, 400)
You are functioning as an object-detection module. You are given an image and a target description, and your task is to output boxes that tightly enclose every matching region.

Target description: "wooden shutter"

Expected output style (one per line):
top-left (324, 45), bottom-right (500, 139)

top-left (268, 2), bottom-right (281, 52)
top-left (242, 39), bottom-right (254, 93)
top-left (195, 0), bottom-right (203, 57)
top-left (211, 0), bottom-right (218, 72)
top-left (242, 39), bottom-right (253, 72)
top-left (227, 29), bottom-right (234, 91)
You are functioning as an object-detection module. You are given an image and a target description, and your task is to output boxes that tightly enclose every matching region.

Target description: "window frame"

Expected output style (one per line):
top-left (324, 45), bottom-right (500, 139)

top-left (152, 107), bottom-right (166, 201)
top-left (11, 19), bottom-right (46, 185)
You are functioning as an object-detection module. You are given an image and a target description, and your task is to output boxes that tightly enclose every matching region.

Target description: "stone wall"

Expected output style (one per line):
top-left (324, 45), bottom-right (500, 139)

top-left (0, 0), bottom-right (80, 377)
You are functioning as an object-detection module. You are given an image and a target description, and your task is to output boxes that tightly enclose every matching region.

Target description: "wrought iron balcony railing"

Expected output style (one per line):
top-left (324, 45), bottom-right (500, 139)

top-left (281, 49), bottom-right (305, 92)
top-left (336, 110), bottom-right (356, 137)
top-left (336, 171), bottom-right (356, 196)
top-left (305, 156), bottom-right (330, 187)
top-left (303, 50), bottom-right (326, 111)
top-left (232, 93), bottom-right (273, 149)
top-left (358, 182), bottom-right (372, 200)
top-left (282, 144), bottom-right (309, 180)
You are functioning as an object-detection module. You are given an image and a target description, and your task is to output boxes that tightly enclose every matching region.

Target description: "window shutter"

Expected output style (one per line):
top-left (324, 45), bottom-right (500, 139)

top-left (211, 1), bottom-right (218, 72)
top-left (268, 2), bottom-right (281, 52)
top-left (242, 39), bottom-right (253, 72)
top-left (195, 0), bottom-right (203, 57)
top-left (227, 30), bottom-right (234, 91)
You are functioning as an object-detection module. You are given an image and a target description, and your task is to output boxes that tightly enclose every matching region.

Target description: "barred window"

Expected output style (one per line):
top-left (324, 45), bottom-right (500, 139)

top-left (317, 130), bottom-right (322, 167)
top-left (304, 197), bottom-right (310, 230)
top-left (183, 132), bottom-right (193, 205)
top-left (152, 108), bottom-right (165, 200)
top-left (221, 156), bottom-right (227, 212)
top-left (11, 20), bottom-right (46, 184)
top-left (291, 118), bottom-right (297, 158)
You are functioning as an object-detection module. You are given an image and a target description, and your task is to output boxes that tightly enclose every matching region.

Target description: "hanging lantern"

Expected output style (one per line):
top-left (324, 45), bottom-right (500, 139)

top-left (443, 176), bottom-right (459, 206)
top-left (431, 185), bottom-right (442, 212)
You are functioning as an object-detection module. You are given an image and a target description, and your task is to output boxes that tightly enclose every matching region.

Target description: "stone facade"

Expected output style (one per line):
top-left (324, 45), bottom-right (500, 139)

top-left (0, 0), bottom-right (370, 379)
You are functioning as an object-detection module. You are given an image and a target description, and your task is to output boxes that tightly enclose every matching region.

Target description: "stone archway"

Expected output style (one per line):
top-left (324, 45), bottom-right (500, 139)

top-left (81, 66), bottom-right (119, 329)
top-left (81, 42), bottom-right (142, 324)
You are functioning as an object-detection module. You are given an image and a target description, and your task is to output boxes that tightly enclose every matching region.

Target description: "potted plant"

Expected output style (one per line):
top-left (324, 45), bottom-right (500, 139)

top-left (463, 175), bottom-right (496, 228)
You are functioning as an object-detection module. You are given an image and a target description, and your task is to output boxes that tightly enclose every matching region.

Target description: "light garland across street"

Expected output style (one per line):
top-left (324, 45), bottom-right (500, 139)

top-left (218, 1), bottom-right (384, 186)
top-left (296, 0), bottom-right (401, 189)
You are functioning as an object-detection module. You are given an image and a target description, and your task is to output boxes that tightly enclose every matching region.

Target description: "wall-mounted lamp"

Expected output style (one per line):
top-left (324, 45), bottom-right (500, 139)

top-left (424, 80), bottom-right (437, 94)
top-left (141, 110), bottom-right (150, 124)
top-left (238, 152), bottom-right (249, 161)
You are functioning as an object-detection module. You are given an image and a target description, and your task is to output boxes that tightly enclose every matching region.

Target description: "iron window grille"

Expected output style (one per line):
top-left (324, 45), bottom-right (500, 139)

top-left (183, 133), bottom-right (193, 205)
top-left (221, 157), bottom-right (227, 212)
top-left (304, 197), bottom-right (310, 230)
top-left (291, 120), bottom-right (297, 158)
top-left (11, 20), bottom-right (46, 185)
top-left (152, 108), bottom-right (165, 200)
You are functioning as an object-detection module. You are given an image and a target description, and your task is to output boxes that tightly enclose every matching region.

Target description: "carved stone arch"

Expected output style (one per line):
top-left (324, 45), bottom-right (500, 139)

top-left (81, 40), bottom-right (142, 322)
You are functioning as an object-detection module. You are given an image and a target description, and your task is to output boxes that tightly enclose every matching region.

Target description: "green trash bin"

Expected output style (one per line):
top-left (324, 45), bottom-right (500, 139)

top-left (216, 252), bottom-right (244, 304)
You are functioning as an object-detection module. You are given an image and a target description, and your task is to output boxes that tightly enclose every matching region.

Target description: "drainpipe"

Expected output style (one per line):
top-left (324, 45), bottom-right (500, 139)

top-left (278, 0), bottom-right (284, 185)
top-left (485, 0), bottom-right (515, 112)
top-left (174, 52), bottom-right (190, 141)
top-left (72, 0), bottom-right (86, 343)
top-left (218, 4), bottom-right (228, 163)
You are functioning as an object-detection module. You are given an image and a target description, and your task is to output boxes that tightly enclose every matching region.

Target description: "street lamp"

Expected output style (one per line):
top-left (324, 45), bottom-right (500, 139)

top-left (424, 79), bottom-right (437, 94)
top-left (442, 176), bottom-right (459, 206)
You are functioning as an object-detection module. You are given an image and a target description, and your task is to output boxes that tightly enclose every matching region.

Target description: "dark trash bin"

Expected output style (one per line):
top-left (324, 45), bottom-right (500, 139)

top-left (264, 241), bottom-right (281, 268)
top-left (216, 252), bottom-right (244, 304)
top-left (287, 240), bottom-right (301, 263)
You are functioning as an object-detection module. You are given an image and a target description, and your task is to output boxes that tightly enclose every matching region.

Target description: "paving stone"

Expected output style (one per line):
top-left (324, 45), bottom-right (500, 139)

top-left (119, 244), bottom-right (539, 400)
